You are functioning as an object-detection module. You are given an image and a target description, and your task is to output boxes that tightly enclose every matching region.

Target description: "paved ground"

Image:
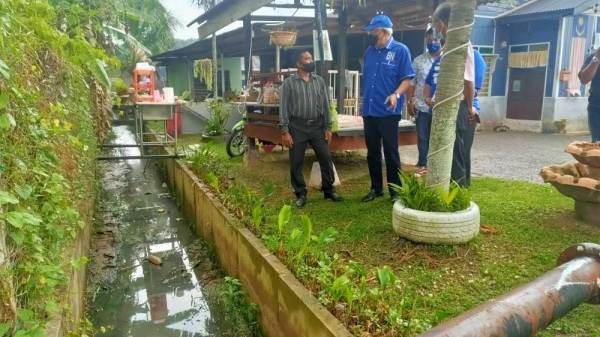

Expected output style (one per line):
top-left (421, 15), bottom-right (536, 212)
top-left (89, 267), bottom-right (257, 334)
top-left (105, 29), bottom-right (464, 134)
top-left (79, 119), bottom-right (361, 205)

top-left (400, 131), bottom-right (590, 183)
top-left (471, 131), bottom-right (589, 183)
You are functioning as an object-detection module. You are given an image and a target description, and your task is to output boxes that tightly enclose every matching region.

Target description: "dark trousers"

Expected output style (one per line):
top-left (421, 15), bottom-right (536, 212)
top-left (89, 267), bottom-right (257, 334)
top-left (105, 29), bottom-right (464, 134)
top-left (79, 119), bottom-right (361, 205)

top-left (364, 115), bottom-right (402, 194)
top-left (589, 105), bottom-right (600, 142)
top-left (452, 101), bottom-right (477, 188)
top-left (288, 117), bottom-right (335, 197)
top-left (416, 111), bottom-right (432, 167)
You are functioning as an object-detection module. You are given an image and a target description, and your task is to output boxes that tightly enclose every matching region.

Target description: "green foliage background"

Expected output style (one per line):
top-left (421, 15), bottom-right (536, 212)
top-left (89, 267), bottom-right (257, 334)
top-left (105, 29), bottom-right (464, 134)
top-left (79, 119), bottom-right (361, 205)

top-left (0, 0), bottom-right (115, 335)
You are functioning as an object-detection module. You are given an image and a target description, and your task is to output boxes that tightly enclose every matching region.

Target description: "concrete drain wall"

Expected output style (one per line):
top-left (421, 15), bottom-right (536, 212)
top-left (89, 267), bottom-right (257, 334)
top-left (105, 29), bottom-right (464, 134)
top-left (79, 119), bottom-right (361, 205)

top-left (165, 159), bottom-right (352, 337)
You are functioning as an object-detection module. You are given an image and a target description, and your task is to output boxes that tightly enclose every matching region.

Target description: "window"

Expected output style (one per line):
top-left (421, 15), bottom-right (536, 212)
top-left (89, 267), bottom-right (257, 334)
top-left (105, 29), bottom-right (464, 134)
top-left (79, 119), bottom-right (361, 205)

top-left (475, 46), bottom-right (494, 55)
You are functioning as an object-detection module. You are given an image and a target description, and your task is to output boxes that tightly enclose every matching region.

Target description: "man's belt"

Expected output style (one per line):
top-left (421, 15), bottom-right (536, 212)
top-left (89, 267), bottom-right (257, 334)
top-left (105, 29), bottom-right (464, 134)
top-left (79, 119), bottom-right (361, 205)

top-left (291, 116), bottom-right (322, 125)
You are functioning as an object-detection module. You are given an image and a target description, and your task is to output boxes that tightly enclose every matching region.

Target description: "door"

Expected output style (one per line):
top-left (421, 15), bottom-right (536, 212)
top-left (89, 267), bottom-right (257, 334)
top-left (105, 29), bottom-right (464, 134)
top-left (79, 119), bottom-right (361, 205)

top-left (506, 67), bottom-right (546, 120)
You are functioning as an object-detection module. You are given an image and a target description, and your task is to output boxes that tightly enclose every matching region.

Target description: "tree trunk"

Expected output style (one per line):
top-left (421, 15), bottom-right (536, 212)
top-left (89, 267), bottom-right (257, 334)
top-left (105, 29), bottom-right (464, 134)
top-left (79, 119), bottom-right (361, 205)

top-left (426, 0), bottom-right (477, 191)
top-left (0, 206), bottom-right (17, 325)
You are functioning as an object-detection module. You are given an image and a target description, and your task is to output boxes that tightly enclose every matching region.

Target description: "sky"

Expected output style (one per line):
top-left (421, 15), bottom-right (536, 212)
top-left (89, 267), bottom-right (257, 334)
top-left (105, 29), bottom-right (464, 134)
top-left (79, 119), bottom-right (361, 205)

top-left (160, 0), bottom-right (203, 40)
top-left (160, 0), bottom-right (324, 41)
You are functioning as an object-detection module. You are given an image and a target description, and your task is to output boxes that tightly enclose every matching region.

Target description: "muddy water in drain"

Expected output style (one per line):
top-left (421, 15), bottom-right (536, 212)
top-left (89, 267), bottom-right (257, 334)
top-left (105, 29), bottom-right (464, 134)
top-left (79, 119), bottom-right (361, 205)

top-left (88, 126), bottom-right (227, 336)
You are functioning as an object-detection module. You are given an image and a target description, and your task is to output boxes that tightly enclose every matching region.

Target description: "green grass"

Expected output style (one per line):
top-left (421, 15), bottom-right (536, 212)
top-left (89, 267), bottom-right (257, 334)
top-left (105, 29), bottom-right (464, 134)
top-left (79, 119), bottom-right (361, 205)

top-left (183, 139), bottom-right (600, 336)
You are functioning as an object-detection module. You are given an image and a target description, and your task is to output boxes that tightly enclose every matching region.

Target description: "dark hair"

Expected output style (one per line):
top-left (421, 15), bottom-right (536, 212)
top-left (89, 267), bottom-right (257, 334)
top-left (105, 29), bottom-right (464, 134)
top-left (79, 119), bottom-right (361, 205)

top-left (426, 28), bottom-right (434, 36)
top-left (433, 2), bottom-right (451, 25)
top-left (296, 49), bottom-right (312, 63)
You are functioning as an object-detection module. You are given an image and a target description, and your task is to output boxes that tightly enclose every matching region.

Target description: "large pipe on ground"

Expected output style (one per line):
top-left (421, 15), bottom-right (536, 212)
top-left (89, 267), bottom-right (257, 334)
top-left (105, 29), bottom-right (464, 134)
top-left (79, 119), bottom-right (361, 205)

top-left (419, 243), bottom-right (600, 337)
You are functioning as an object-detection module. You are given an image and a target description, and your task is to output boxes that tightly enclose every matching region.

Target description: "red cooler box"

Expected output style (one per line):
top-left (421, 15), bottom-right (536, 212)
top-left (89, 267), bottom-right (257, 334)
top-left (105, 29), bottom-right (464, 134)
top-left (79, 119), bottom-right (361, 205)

top-left (167, 102), bottom-right (181, 136)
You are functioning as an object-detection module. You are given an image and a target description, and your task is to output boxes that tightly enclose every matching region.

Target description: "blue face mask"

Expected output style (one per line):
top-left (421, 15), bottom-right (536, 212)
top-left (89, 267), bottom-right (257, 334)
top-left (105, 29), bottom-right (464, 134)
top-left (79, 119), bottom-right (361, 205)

top-left (427, 42), bottom-right (441, 54)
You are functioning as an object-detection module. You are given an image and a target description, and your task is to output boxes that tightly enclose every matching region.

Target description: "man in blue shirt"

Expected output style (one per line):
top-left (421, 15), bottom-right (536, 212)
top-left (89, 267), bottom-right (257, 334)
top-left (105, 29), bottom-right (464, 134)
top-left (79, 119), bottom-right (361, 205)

top-left (361, 14), bottom-right (415, 202)
top-left (424, 3), bottom-right (487, 187)
top-left (578, 48), bottom-right (600, 142)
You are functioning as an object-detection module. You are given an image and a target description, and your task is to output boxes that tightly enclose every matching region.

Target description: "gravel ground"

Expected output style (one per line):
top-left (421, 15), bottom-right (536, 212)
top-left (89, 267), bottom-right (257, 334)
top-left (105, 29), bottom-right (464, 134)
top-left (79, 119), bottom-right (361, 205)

top-left (471, 131), bottom-right (589, 183)
top-left (399, 131), bottom-right (590, 183)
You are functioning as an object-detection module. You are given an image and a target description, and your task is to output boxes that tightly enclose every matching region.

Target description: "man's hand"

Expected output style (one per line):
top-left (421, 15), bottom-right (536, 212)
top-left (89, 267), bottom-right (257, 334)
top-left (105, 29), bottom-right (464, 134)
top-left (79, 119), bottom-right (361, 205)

top-left (281, 132), bottom-right (294, 148)
top-left (325, 130), bottom-right (332, 142)
top-left (468, 107), bottom-right (479, 124)
top-left (386, 93), bottom-right (398, 109)
top-left (425, 97), bottom-right (434, 108)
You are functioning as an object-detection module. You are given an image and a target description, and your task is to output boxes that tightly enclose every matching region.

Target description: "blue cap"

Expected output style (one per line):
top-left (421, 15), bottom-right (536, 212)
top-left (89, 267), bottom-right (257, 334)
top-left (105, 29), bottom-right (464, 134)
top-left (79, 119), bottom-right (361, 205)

top-left (363, 14), bottom-right (393, 32)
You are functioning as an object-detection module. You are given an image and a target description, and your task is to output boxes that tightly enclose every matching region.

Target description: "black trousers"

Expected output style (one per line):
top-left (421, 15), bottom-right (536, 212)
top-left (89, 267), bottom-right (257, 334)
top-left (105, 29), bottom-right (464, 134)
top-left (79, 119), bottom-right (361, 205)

top-left (364, 115), bottom-right (402, 194)
top-left (452, 101), bottom-right (477, 188)
top-left (288, 117), bottom-right (335, 197)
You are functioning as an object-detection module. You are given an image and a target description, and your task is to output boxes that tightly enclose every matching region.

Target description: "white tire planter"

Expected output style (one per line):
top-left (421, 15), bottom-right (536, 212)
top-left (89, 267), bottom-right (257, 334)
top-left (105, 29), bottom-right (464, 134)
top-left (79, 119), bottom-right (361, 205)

top-left (392, 201), bottom-right (480, 244)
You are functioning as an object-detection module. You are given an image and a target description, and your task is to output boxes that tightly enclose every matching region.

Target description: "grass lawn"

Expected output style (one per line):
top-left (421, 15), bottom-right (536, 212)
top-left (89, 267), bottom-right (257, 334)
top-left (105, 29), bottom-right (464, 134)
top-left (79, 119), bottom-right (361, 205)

top-left (181, 135), bottom-right (600, 336)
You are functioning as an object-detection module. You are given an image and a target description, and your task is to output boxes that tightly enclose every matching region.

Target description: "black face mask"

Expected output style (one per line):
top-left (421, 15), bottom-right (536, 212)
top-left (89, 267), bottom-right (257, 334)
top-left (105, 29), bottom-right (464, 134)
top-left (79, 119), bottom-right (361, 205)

top-left (301, 62), bottom-right (315, 73)
top-left (369, 33), bottom-right (379, 45)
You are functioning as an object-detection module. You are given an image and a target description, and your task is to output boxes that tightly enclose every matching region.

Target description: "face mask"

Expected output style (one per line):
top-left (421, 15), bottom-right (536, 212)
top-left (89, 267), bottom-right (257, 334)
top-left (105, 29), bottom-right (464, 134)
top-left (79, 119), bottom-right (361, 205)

top-left (427, 42), bottom-right (441, 54)
top-left (302, 62), bottom-right (315, 73)
top-left (369, 33), bottom-right (379, 45)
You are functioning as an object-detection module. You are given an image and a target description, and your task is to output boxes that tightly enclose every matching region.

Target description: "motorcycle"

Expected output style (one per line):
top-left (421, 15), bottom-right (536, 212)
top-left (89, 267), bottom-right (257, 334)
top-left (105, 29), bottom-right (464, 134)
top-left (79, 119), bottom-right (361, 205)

top-left (226, 117), bottom-right (246, 158)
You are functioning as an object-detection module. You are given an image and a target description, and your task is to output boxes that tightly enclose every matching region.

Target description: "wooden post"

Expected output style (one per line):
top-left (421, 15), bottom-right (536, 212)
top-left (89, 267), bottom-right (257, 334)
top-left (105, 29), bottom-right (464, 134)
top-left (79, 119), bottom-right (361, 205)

top-left (314, 0), bottom-right (326, 77)
top-left (336, 5), bottom-right (348, 115)
top-left (243, 15), bottom-right (252, 88)
top-left (221, 53), bottom-right (225, 96)
top-left (186, 58), bottom-right (193, 97)
top-left (212, 34), bottom-right (218, 98)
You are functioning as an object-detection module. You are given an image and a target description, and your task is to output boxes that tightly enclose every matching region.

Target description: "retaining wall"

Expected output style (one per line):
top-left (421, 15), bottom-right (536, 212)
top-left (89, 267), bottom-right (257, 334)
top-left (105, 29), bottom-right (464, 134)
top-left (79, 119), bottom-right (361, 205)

top-left (164, 158), bottom-right (352, 337)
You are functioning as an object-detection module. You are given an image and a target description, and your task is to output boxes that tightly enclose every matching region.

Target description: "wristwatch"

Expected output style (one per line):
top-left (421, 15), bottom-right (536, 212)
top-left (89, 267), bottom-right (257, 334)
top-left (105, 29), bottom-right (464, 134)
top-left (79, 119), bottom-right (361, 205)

top-left (593, 56), bottom-right (599, 63)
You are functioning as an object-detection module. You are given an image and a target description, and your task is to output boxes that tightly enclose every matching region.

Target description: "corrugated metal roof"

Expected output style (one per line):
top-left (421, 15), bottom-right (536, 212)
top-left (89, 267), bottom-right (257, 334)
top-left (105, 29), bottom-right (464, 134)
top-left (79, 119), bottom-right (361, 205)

top-left (476, 2), bottom-right (514, 17)
top-left (499, 0), bottom-right (596, 18)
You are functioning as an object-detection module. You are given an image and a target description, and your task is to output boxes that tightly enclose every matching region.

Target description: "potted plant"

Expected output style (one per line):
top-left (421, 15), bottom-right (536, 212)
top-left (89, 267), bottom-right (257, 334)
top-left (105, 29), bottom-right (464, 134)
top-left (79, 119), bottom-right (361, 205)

top-left (202, 98), bottom-right (230, 140)
top-left (390, 173), bottom-right (480, 244)
top-left (390, 0), bottom-right (480, 245)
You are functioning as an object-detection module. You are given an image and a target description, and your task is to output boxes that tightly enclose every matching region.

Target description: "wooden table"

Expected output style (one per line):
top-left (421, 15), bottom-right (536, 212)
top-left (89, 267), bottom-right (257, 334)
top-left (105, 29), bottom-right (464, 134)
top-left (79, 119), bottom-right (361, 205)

top-left (243, 102), bottom-right (417, 151)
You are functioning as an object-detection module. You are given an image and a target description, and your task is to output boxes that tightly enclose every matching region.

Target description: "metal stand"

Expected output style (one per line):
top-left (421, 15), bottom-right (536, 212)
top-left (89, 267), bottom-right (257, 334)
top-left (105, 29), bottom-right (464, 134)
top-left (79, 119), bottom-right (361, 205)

top-left (98, 102), bottom-right (179, 161)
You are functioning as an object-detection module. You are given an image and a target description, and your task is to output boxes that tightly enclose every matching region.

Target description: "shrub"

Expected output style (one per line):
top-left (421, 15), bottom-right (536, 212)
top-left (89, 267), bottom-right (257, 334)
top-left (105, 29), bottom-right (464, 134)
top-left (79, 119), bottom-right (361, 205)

top-left (390, 172), bottom-right (471, 212)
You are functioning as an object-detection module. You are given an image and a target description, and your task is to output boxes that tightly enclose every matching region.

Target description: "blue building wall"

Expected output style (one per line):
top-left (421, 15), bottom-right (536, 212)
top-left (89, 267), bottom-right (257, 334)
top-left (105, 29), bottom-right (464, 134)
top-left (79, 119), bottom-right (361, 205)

top-left (472, 16), bottom-right (495, 47)
top-left (491, 19), bottom-right (560, 97)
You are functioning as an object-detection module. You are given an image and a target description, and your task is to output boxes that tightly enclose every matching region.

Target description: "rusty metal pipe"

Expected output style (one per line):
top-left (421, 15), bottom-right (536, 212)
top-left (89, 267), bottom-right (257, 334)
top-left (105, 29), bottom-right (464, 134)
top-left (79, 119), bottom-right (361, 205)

top-left (419, 243), bottom-right (600, 337)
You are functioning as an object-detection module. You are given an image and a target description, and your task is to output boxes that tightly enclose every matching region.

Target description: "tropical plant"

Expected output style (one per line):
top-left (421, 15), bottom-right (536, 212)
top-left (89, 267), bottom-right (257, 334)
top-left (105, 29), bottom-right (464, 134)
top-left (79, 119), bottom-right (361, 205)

top-left (204, 99), bottom-right (230, 136)
top-left (391, 172), bottom-right (471, 212)
top-left (195, 59), bottom-right (214, 91)
top-left (426, 0), bottom-right (477, 192)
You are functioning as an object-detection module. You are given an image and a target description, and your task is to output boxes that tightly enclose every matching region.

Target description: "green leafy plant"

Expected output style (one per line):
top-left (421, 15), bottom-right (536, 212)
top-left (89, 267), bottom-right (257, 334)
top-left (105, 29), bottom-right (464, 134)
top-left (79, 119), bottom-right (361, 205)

top-left (194, 59), bottom-right (213, 90)
top-left (251, 206), bottom-right (264, 230)
top-left (329, 275), bottom-right (354, 307)
top-left (204, 99), bottom-right (230, 136)
top-left (0, 1), bottom-right (103, 333)
top-left (111, 78), bottom-right (129, 96)
top-left (180, 90), bottom-right (191, 101)
top-left (277, 204), bottom-right (292, 255)
top-left (390, 171), bottom-right (471, 212)
top-left (205, 171), bottom-right (220, 192)
top-left (376, 266), bottom-right (397, 290)
top-left (218, 277), bottom-right (263, 337)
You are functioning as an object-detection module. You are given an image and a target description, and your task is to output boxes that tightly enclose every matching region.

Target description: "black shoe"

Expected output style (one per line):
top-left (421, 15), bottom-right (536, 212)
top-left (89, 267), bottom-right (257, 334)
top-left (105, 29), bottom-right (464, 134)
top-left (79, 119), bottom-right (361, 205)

top-left (324, 192), bottom-right (343, 202)
top-left (361, 190), bottom-right (384, 202)
top-left (295, 195), bottom-right (307, 208)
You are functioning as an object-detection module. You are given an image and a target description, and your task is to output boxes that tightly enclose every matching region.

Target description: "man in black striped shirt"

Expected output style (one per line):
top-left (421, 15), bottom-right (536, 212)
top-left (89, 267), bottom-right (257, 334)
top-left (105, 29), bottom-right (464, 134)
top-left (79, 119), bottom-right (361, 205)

top-left (279, 50), bottom-right (342, 208)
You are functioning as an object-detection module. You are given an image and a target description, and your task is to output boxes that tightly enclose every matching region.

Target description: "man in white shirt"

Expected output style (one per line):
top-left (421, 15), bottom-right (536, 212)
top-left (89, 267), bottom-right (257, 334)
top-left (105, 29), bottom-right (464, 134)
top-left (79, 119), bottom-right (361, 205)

top-left (407, 28), bottom-right (442, 175)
